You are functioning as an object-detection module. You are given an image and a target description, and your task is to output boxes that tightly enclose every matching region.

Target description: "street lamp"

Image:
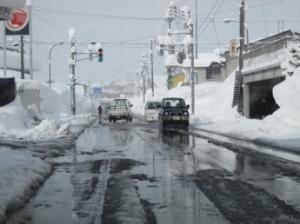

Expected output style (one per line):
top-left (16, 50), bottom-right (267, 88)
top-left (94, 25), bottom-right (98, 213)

top-left (48, 41), bottom-right (64, 87)
top-left (224, 18), bottom-right (249, 50)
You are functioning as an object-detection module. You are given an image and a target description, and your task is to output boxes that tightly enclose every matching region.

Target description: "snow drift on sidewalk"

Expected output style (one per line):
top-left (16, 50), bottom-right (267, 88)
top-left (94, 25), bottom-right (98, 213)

top-left (0, 147), bottom-right (51, 223)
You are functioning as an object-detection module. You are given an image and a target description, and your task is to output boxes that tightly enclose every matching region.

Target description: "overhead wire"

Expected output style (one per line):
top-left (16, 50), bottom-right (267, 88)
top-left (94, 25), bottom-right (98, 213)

top-left (197, 0), bottom-right (221, 34)
top-left (34, 6), bottom-right (164, 21)
top-left (258, 0), bottom-right (269, 36)
top-left (199, 0), bottom-right (226, 36)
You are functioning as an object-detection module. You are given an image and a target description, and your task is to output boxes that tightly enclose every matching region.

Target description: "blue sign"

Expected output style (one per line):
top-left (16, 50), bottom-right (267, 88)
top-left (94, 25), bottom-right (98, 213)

top-left (92, 87), bottom-right (102, 94)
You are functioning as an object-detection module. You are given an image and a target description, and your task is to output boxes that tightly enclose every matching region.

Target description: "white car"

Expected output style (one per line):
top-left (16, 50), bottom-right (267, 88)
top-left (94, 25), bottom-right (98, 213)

top-left (144, 101), bottom-right (161, 122)
top-left (108, 98), bottom-right (133, 122)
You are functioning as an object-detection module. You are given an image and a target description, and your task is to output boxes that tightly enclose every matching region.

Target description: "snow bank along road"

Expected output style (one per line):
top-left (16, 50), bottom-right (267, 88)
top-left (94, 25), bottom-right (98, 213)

top-left (6, 120), bottom-right (300, 224)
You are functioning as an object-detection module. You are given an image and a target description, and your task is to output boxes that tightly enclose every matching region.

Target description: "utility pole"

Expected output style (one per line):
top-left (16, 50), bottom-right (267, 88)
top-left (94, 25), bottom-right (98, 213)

top-left (232, 0), bottom-right (245, 111)
top-left (150, 40), bottom-right (154, 96)
top-left (239, 0), bottom-right (245, 72)
top-left (141, 53), bottom-right (147, 104)
top-left (69, 28), bottom-right (76, 115)
top-left (20, 35), bottom-right (25, 79)
top-left (190, 22), bottom-right (195, 114)
top-left (195, 0), bottom-right (198, 59)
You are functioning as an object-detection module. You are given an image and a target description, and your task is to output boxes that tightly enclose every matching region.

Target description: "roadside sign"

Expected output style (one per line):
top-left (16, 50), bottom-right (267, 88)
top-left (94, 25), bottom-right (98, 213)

top-left (0, 7), bottom-right (12, 20)
top-left (5, 8), bottom-right (29, 35)
top-left (92, 87), bottom-right (102, 94)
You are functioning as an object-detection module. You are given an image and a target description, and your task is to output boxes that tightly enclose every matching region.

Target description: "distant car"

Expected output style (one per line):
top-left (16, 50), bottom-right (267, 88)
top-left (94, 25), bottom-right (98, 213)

top-left (108, 99), bottom-right (133, 122)
top-left (159, 97), bottom-right (189, 129)
top-left (144, 100), bottom-right (161, 122)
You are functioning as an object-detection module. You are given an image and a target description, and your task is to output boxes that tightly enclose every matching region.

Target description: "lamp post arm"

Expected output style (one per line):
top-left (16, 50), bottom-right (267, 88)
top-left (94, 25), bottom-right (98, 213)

top-left (48, 42), bottom-right (64, 87)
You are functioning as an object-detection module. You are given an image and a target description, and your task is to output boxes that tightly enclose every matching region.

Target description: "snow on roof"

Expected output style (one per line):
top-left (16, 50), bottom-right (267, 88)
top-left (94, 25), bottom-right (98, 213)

top-left (156, 35), bottom-right (174, 46)
top-left (183, 35), bottom-right (193, 46)
top-left (182, 53), bottom-right (224, 68)
top-left (165, 54), bottom-right (179, 67)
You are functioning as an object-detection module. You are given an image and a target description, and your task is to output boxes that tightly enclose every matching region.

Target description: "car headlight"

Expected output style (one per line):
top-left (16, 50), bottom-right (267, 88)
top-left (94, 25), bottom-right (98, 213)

top-left (164, 111), bottom-right (169, 116)
top-left (184, 111), bottom-right (188, 116)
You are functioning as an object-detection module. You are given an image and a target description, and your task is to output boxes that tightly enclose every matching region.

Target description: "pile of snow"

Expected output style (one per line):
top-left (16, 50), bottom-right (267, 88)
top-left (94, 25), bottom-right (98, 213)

top-left (0, 147), bottom-right (51, 223)
top-left (0, 97), bottom-right (28, 133)
top-left (1, 77), bottom-right (96, 136)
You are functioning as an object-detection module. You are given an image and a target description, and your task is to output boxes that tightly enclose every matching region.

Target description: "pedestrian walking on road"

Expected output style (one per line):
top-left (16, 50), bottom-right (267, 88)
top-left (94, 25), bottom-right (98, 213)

top-left (98, 105), bottom-right (102, 123)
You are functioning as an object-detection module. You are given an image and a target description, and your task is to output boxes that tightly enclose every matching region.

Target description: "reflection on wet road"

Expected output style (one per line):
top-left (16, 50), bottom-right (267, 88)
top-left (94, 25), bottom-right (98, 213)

top-left (7, 121), bottom-right (300, 224)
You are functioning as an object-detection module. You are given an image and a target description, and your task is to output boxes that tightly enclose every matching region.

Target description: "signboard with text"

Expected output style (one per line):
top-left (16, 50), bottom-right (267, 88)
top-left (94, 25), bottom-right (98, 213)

top-left (5, 7), bottom-right (29, 35)
top-left (92, 87), bottom-right (102, 94)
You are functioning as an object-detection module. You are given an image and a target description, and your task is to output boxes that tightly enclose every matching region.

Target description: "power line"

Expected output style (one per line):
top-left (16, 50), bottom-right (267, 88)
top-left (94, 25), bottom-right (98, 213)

top-left (33, 12), bottom-right (69, 34)
top-left (197, 0), bottom-right (221, 33)
top-left (259, 0), bottom-right (269, 36)
top-left (199, 0), bottom-right (226, 36)
top-left (34, 6), bottom-right (165, 21)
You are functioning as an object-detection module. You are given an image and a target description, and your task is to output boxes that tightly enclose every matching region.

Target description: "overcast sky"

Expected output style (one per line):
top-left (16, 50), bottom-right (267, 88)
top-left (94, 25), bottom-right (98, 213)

top-left (28, 0), bottom-right (300, 85)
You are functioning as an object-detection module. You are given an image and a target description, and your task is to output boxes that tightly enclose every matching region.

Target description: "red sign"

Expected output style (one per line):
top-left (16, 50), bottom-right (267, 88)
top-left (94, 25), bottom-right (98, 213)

top-left (6, 8), bottom-right (29, 31)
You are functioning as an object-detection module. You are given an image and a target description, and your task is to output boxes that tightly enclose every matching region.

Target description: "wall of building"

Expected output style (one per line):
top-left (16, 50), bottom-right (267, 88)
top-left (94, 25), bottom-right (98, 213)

top-left (195, 68), bottom-right (207, 83)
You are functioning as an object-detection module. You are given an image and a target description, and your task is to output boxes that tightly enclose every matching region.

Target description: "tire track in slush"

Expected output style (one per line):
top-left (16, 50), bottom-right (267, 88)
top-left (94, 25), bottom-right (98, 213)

top-left (101, 159), bottom-right (157, 224)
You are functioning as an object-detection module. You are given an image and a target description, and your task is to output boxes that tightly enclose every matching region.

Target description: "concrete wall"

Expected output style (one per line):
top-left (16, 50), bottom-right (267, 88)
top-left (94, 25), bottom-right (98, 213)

top-left (224, 56), bottom-right (238, 77)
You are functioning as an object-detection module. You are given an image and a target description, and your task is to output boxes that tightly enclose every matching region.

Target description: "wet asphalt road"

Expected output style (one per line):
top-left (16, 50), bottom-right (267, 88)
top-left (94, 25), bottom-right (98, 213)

top-left (7, 119), bottom-right (300, 224)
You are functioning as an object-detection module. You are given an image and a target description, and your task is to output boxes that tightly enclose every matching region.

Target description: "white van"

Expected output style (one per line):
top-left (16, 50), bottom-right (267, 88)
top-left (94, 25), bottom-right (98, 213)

top-left (144, 100), bottom-right (161, 122)
top-left (108, 98), bottom-right (133, 122)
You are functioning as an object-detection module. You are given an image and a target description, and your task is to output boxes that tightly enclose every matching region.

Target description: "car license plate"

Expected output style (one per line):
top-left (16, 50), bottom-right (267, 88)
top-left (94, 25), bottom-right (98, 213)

top-left (173, 116), bottom-right (180, 120)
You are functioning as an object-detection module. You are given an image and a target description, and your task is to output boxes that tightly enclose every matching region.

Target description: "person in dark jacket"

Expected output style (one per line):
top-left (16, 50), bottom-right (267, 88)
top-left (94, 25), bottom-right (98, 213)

top-left (98, 105), bottom-right (102, 123)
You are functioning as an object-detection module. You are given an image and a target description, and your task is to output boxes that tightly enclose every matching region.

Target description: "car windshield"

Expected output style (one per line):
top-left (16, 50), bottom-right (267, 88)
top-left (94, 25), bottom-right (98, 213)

top-left (163, 99), bottom-right (185, 108)
top-left (110, 99), bottom-right (129, 109)
top-left (147, 102), bottom-right (161, 110)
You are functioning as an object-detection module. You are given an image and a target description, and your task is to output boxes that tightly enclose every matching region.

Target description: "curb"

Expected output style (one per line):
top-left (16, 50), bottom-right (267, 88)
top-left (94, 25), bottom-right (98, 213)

top-left (187, 126), bottom-right (300, 156)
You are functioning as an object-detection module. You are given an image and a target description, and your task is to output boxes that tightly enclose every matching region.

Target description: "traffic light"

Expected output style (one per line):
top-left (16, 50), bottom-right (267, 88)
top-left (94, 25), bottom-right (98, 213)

top-left (98, 48), bottom-right (103, 62)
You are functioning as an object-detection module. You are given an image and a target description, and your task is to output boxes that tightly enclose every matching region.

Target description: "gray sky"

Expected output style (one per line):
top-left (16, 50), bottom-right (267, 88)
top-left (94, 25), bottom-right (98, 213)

top-left (30, 0), bottom-right (300, 84)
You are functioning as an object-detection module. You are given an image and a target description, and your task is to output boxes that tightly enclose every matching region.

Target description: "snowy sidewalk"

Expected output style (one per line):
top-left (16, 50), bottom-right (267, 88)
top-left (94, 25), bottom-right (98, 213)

top-left (0, 148), bottom-right (52, 223)
top-left (0, 114), bottom-right (97, 223)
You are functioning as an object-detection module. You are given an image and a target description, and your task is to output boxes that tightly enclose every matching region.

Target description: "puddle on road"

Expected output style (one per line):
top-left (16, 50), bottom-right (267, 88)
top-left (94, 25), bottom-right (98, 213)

top-left (160, 129), bottom-right (300, 213)
top-left (144, 128), bottom-right (300, 215)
